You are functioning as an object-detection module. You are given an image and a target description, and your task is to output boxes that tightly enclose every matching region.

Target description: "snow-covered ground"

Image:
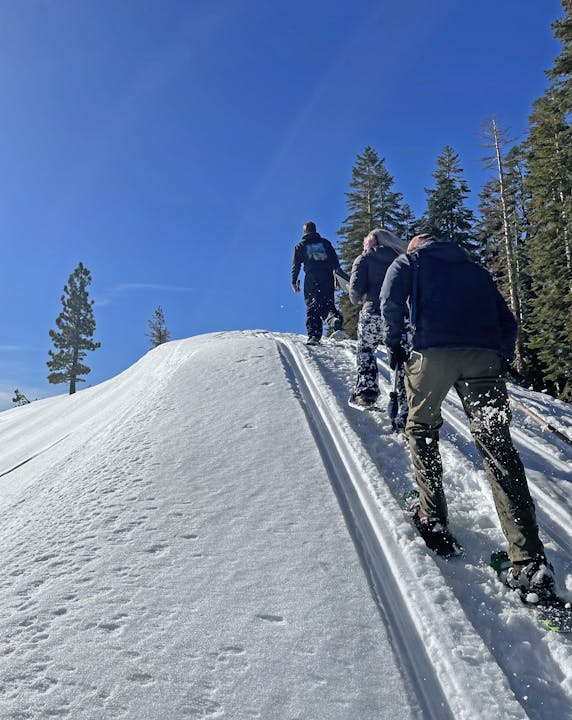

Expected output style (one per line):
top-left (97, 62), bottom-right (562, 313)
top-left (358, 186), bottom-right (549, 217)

top-left (0, 330), bottom-right (571, 720)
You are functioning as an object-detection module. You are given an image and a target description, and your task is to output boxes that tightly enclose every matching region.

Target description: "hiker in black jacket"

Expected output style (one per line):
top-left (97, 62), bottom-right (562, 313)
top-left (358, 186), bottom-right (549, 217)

top-left (380, 234), bottom-right (557, 603)
top-left (291, 221), bottom-right (344, 345)
top-left (348, 228), bottom-right (408, 424)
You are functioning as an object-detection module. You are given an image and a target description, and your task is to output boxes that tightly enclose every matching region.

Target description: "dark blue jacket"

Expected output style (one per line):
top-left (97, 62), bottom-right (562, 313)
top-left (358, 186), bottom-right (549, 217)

top-left (349, 245), bottom-right (400, 314)
top-left (380, 242), bottom-right (517, 359)
top-left (291, 232), bottom-right (340, 297)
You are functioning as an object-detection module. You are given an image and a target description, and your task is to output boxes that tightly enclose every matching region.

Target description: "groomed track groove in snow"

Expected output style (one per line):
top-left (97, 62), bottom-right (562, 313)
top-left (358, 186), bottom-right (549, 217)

top-left (276, 340), bottom-right (453, 720)
top-left (276, 337), bottom-right (529, 720)
top-left (0, 434), bottom-right (70, 478)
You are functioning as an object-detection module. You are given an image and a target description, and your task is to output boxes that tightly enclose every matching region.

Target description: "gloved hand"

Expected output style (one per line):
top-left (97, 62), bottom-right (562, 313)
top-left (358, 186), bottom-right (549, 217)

top-left (387, 345), bottom-right (408, 370)
top-left (500, 357), bottom-right (513, 375)
top-left (500, 357), bottom-right (523, 382)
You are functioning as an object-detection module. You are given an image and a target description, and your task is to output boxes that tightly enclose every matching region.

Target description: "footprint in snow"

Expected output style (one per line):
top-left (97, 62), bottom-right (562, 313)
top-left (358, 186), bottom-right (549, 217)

top-left (255, 614), bottom-right (284, 624)
top-left (143, 542), bottom-right (169, 555)
top-left (127, 672), bottom-right (154, 686)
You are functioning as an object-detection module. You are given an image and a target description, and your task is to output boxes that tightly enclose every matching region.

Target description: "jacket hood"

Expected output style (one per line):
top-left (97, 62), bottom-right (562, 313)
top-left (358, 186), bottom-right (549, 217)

top-left (414, 241), bottom-right (470, 264)
top-left (366, 245), bottom-right (400, 265)
top-left (302, 231), bottom-right (322, 241)
top-left (377, 235), bottom-right (407, 255)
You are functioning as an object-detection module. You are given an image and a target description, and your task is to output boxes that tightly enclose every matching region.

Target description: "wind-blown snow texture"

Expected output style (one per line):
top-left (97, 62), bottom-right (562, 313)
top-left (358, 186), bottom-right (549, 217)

top-left (0, 331), bottom-right (571, 720)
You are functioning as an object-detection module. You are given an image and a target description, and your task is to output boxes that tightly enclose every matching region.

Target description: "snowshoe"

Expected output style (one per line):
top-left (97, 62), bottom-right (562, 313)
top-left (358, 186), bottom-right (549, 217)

top-left (491, 551), bottom-right (572, 633)
top-left (391, 417), bottom-right (407, 434)
top-left (329, 330), bottom-right (348, 341)
top-left (306, 337), bottom-right (320, 346)
top-left (401, 489), bottom-right (463, 558)
top-left (348, 389), bottom-right (380, 412)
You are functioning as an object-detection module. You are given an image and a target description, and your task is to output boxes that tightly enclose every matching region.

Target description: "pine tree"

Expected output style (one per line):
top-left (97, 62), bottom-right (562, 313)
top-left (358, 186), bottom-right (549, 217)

top-left (547, 0), bottom-right (572, 276)
top-left (525, 91), bottom-right (572, 399)
top-left (337, 146), bottom-right (408, 336)
top-left (478, 142), bottom-right (543, 386)
top-left (423, 146), bottom-right (480, 258)
top-left (376, 161), bottom-right (406, 232)
top-left (397, 203), bottom-right (420, 240)
top-left (549, 0), bottom-right (572, 94)
top-left (12, 389), bottom-right (30, 406)
top-left (523, 1), bottom-right (572, 400)
top-left (478, 145), bottom-right (531, 316)
top-left (478, 176), bottom-right (504, 271)
top-left (47, 262), bottom-right (100, 395)
top-left (146, 306), bottom-right (171, 347)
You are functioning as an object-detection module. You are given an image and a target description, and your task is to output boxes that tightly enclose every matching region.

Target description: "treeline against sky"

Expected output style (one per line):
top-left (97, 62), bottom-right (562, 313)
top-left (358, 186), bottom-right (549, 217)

top-left (337, 1), bottom-right (572, 402)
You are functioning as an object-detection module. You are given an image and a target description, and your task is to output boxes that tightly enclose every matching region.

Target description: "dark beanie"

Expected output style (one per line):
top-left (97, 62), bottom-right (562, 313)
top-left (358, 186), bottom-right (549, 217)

top-left (303, 221), bottom-right (316, 234)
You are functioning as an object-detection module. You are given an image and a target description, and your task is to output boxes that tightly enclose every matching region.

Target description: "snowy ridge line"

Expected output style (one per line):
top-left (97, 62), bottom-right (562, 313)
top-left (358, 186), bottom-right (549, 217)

top-left (276, 337), bottom-right (528, 720)
top-left (0, 434), bottom-right (70, 479)
top-left (0, 344), bottom-right (190, 485)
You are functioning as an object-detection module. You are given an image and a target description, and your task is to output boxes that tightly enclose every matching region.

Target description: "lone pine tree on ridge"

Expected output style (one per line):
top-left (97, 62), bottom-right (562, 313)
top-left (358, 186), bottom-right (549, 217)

top-left (47, 262), bottom-right (100, 395)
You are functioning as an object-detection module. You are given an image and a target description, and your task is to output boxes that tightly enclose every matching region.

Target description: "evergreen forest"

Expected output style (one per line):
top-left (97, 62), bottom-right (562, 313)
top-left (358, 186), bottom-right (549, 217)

top-left (337, 1), bottom-right (572, 402)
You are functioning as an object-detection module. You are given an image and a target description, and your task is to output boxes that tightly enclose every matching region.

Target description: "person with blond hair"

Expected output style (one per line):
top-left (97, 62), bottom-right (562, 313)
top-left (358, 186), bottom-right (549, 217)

top-left (348, 228), bottom-right (408, 425)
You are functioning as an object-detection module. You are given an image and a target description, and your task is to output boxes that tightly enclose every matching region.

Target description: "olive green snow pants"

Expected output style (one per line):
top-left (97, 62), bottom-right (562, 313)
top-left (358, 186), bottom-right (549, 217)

top-left (404, 348), bottom-right (544, 562)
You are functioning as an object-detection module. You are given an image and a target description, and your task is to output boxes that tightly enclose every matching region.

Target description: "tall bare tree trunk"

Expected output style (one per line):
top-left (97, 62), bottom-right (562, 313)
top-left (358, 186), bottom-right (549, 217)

top-left (491, 119), bottom-right (524, 373)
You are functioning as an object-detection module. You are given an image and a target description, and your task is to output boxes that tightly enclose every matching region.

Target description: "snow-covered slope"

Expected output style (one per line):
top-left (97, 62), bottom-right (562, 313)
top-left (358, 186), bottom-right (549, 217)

top-left (0, 331), bottom-right (571, 720)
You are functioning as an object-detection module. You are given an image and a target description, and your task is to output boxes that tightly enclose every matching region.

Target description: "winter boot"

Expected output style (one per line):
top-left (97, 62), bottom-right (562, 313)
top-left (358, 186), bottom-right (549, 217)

top-left (391, 415), bottom-right (407, 433)
top-left (506, 557), bottom-right (557, 605)
top-left (412, 510), bottom-right (463, 558)
top-left (329, 329), bottom-right (348, 341)
top-left (350, 388), bottom-right (379, 408)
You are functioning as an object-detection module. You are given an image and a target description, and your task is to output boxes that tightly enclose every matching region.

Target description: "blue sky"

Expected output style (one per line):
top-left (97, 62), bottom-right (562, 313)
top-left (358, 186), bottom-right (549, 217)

top-left (0, 0), bottom-right (563, 408)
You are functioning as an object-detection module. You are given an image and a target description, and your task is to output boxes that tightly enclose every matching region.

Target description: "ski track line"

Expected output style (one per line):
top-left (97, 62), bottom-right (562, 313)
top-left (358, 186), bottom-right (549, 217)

top-left (276, 337), bottom-right (528, 720)
top-left (0, 434), bottom-right (71, 478)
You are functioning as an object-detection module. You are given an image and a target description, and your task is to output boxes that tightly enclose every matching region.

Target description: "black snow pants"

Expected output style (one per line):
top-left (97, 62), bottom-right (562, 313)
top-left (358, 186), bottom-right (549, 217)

top-left (304, 283), bottom-right (343, 340)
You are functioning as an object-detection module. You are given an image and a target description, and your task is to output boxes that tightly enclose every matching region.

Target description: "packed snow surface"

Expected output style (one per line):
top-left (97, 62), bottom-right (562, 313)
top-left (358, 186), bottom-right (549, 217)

top-left (0, 331), bottom-right (571, 720)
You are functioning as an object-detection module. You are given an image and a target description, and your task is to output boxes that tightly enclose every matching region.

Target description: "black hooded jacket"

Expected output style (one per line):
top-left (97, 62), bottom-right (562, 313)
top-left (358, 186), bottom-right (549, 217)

top-left (349, 245), bottom-right (401, 314)
top-left (380, 241), bottom-right (517, 359)
top-left (291, 232), bottom-right (340, 295)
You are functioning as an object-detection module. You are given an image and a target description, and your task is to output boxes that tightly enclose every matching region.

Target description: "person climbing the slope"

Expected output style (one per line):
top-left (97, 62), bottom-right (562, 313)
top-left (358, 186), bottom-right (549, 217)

top-left (348, 228), bottom-right (408, 429)
top-left (380, 233), bottom-right (557, 605)
top-left (291, 221), bottom-right (345, 345)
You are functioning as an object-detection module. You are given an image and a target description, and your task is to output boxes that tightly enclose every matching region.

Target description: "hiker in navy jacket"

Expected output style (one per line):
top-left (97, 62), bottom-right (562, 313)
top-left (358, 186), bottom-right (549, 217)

top-left (291, 221), bottom-right (344, 344)
top-left (381, 237), bottom-right (517, 359)
top-left (348, 228), bottom-right (408, 426)
top-left (379, 234), bottom-right (556, 602)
